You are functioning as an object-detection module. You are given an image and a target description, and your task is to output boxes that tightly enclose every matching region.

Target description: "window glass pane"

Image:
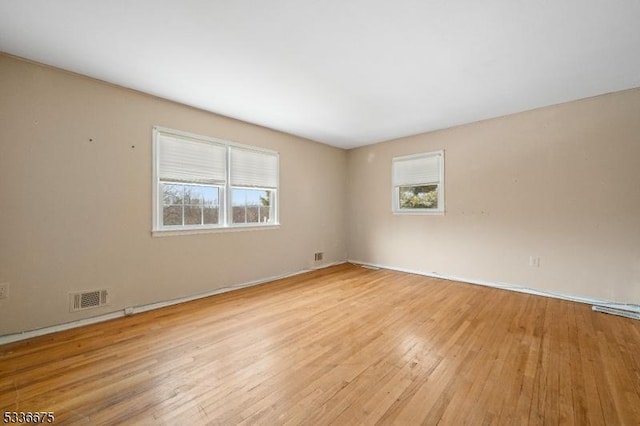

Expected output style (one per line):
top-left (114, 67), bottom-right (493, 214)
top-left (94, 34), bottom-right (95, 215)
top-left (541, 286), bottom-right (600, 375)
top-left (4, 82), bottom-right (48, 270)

top-left (399, 185), bottom-right (438, 209)
top-left (233, 206), bottom-right (246, 223)
top-left (163, 205), bottom-right (183, 226)
top-left (183, 206), bottom-right (200, 225)
top-left (161, 183), bottom-right (220, 226)
top-left (258, 192), bottom-right (271, 223)
top-left (232, 188), bottom-right (273, 224)
top-left (200, 186), bottom-right (217, 207)
top-left (184, 187), bottom-right (202, 205)
top-left (163, 184), bottom-right (183, 206)
top-left (246, 205), bottom-right (259, 223)
top-left (203, 206), bottom-right (219, 224)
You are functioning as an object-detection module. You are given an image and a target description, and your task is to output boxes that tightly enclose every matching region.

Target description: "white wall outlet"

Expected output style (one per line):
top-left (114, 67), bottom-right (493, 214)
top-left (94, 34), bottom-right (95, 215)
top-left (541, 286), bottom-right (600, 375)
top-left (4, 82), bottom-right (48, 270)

top-left (124, 306), bottom-right (134, 316)
top-left (0, 283), bottom-right (9, 299)
top-left (529, 256), bottom-right (540, 267)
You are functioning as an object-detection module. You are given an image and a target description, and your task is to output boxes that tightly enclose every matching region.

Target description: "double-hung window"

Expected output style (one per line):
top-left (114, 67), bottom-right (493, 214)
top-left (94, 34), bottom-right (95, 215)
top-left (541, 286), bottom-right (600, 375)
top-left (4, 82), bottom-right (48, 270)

top-left (153, 127), bottom-right (278, 233)
top-left (392, 150), bottom-right (444, 214)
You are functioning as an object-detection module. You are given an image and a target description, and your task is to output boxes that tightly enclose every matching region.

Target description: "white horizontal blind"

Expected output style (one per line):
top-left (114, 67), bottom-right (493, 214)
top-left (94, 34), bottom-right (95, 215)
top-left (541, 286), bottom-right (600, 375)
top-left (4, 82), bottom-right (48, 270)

top-left (230, 147), bottom-right (278, 188)
top-left (393, 152), bottom-right (441, 186)
top-left (158, 133), bottom-right (227, 184)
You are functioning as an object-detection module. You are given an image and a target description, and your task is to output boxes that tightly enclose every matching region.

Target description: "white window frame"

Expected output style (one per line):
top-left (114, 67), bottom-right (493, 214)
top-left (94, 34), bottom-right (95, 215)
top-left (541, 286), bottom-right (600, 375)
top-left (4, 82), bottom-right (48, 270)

top-left (152, 126), bottom-right (279, 235)
top-left (392, 150), bottom-right (445, 215)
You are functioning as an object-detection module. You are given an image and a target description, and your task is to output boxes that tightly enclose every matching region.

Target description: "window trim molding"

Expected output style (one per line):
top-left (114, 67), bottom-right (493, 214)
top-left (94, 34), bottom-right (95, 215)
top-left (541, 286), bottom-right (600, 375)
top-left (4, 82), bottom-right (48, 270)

top-left (152, 126), bottom-right (279, 234)
top-left (391, 150), bottom-right (445, 215)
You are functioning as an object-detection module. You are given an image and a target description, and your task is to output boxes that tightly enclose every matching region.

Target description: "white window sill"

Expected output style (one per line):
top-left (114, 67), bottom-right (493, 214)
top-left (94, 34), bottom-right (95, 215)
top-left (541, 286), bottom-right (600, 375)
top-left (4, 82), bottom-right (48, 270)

top-left (152, 223), bottom-right (280, 237)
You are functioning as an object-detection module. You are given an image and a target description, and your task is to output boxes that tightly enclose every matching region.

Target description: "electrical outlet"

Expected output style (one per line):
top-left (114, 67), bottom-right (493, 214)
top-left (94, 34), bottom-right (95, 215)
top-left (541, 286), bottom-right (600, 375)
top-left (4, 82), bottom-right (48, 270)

top-left (0, 283), bottom-right (9, 299)
top-left (314, 252), bottom-right (324, 262)
top-left (529, 256), bottom-right (540, 267)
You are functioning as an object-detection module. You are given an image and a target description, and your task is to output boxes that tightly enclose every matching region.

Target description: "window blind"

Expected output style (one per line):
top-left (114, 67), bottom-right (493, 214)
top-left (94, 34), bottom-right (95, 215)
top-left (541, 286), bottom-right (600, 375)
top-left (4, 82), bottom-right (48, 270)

top-left (230, 147), bottom-right (278, 188)
top-left (158, 134), bottom-right (227, 185)
top-left (393, 152), bottom-right (441, 186)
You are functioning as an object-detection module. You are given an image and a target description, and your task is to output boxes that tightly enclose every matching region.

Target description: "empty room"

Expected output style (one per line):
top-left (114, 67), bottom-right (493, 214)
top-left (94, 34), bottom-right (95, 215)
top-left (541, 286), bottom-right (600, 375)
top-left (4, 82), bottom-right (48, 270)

top-left (1, 1), bottom-right (639, 424)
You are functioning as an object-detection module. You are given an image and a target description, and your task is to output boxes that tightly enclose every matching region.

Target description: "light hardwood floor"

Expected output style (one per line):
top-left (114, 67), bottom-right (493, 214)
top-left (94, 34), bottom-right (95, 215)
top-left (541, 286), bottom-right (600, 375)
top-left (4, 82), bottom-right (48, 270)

top-left (1, 263), bottom-right (639, 425)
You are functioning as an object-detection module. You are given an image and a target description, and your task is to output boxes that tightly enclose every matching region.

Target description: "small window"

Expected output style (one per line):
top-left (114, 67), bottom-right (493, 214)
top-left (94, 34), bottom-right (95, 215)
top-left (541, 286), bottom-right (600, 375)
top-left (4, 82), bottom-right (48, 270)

top-left (153, 127), bottom-right (279, 233)
top-left (392, 151), bottom-right (444, 214)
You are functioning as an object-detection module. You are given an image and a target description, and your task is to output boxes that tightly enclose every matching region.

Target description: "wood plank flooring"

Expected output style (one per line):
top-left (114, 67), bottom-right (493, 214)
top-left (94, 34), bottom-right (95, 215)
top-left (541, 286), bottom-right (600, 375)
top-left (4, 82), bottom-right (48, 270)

top-left (1, 263), bottom-right (639, 425)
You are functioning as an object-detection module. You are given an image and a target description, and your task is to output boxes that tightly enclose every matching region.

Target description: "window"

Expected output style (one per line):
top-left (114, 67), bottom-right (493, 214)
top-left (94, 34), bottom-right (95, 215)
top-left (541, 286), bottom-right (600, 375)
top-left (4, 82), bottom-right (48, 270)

top-left (392, 150), bottom-right (444, 214)
top-left (153, 127), bottom-right (278, 233)
top-left (230, 146), bottom-right (278, 225)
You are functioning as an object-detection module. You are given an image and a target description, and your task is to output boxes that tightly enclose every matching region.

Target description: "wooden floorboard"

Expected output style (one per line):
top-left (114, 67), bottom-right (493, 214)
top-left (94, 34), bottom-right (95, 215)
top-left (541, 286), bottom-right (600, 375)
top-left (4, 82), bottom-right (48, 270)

top-left (1, 263), bottom-right (639, 425)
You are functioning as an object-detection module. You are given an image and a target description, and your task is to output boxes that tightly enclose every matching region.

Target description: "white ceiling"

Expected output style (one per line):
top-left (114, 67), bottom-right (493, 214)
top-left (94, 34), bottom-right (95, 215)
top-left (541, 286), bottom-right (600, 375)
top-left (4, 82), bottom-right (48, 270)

top-left (1, 1), bottom-right (639, 149)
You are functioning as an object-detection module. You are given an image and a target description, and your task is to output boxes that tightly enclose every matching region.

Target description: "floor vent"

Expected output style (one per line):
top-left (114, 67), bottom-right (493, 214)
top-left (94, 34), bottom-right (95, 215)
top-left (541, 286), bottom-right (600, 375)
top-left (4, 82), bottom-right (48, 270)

top-left (70, 289), bottom-right (109, 312)
top-left (592, 305), bottom-right (640, 320)
top-left (360, 264), bottom-right (380, 270)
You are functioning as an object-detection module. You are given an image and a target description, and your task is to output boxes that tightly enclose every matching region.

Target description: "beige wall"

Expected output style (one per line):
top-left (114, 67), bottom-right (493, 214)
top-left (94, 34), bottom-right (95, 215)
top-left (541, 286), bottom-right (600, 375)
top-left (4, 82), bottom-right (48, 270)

top-left (347, 88), bottom-right (640, 304)
top-left (0, 54), bottom-right (348, 336)
top-left (2, 52), bottom-right (638, 337)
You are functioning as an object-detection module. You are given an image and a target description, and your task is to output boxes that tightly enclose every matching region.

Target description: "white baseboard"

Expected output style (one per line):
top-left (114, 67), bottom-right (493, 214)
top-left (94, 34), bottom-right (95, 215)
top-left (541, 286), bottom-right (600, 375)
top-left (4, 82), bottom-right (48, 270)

top-left (348, 259), bottom-right (640, 314)
top-left (3, 259), bottom-right (635, 345)
top-left (0, 261), bottom-right (347, 345)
